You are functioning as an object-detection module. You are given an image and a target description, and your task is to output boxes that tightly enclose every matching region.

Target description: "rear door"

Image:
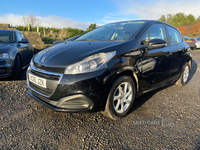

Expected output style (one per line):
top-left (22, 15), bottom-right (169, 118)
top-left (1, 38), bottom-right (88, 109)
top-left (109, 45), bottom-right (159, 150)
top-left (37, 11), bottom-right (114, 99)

top-left (138, 23), bottom-right (171, 92)
top-left (166, 25), bottom-right (187, 80)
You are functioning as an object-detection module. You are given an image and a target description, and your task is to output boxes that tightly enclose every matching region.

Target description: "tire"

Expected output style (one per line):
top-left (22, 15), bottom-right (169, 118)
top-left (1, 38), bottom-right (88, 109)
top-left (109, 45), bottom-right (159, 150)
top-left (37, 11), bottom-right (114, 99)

top-left (102, 76), bottom-right (136, 120)
top-left (12, 55), bottom-right (21, 80)
top-left (175, 62), bottom-right (190, 86)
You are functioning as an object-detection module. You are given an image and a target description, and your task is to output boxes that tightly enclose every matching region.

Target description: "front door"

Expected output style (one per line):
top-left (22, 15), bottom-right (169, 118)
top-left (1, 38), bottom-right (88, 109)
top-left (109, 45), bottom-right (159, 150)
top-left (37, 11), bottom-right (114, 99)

top-left (138, 23), bottom-right (171, 92)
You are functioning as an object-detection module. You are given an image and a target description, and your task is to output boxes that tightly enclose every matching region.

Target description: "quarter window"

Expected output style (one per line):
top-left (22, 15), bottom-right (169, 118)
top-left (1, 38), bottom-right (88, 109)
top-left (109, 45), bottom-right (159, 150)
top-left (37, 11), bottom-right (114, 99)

top-left (148, 24), bottom-right (167, 41)
top-left (166, 26), bottom-right (182, 45)
top-left (16, 32), bottom-right (23, 41)
top-left (140, 31), bottom-right (149, 46)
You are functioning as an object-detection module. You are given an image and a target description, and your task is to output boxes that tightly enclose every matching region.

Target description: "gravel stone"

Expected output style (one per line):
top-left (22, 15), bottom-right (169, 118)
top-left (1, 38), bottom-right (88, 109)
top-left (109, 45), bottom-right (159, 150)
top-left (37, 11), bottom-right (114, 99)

top-left (0, 50), bottom-right (200, 149)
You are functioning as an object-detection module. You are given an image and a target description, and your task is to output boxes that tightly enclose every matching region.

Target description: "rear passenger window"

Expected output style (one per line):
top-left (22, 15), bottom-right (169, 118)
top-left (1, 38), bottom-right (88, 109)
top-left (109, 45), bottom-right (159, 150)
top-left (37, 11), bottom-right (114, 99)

top-left (148, 24), bottom-right (167, 41)
top-left (166, 26), bottom-right (182, 45)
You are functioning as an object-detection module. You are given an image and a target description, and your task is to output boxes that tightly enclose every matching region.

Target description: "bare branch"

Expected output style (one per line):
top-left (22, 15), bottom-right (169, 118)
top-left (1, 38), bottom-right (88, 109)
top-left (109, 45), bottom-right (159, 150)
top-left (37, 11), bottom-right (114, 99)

top-left (22, 13), bottom-right (41, 27)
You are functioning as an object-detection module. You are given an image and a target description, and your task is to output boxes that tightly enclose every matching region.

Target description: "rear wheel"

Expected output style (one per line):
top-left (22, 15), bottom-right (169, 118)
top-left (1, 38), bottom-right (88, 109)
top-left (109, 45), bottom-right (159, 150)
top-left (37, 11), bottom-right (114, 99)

top-left (175, 62), bottom-right (190, 86)
top-left (102, 76), bottom-right (136, 120)
top-left (12, 55), bottom-right (21, 80)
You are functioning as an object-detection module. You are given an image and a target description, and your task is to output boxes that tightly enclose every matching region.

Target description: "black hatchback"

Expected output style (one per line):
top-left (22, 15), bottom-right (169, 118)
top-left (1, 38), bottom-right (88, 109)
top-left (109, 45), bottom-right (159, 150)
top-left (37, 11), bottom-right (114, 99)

top-left (26, 20), bottom-right (192, 120)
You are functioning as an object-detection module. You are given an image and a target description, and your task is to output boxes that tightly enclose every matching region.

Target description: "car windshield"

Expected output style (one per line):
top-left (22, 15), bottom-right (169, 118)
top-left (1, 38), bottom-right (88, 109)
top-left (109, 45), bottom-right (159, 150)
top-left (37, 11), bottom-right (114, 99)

top-left (0, 31), bottom-right (15, 43)
top-left (76, 21), bottom-right (146, 41)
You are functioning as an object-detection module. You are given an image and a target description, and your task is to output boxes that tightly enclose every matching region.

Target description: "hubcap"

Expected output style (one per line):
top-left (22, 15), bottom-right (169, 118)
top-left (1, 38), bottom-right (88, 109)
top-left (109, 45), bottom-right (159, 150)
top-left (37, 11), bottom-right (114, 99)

top-left (113, 82), bottom-right (133, 113)
top-left (183, 66), bottom-right (189, 83)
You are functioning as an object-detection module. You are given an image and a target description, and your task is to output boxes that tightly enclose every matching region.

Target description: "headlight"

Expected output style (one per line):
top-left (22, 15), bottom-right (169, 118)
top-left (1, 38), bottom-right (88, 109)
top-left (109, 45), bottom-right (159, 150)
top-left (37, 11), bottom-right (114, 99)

top-left (64, 51), bottom-right (116, 74)
top-left (0, 53), bottom-right (9, 59)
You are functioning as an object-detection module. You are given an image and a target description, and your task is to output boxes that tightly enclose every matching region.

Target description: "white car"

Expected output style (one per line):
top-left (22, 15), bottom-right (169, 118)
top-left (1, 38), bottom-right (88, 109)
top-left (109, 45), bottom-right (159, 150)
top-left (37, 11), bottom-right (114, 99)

top-left (194, 37), bottom-right (200, 49)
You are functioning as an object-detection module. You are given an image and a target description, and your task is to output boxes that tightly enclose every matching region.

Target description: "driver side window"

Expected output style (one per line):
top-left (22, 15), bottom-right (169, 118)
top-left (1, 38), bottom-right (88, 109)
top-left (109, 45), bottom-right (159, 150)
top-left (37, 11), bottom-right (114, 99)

top-left (148, 24), bottom-right (167, 41)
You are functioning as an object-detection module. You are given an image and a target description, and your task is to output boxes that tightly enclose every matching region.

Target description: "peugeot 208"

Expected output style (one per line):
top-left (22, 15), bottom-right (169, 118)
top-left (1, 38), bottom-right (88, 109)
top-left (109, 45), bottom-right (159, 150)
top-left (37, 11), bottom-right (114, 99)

top-left (26, 20), bottom-right (192, 120)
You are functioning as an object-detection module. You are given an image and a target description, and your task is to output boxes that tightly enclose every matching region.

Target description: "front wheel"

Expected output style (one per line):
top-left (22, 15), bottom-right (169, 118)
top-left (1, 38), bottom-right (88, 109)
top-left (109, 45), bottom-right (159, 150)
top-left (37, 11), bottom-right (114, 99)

top-left (12, 55), bottom-right (21, 80)
top-left (175, 62), bottom-right (190, 86)
top-left (102, 76), bottom-right (136, 120)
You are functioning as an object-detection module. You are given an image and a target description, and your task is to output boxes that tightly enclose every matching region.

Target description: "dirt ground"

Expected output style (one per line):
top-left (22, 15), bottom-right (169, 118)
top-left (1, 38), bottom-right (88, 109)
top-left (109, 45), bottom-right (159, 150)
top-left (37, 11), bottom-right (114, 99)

top-left (0, 50), bottom-right (200, 149)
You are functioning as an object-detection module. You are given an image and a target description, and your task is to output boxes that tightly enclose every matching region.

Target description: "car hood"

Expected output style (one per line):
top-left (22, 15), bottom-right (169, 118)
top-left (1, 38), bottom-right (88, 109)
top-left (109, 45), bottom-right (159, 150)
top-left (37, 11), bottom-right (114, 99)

top-left (33, 41), bottom-right (125, 68)
top-left (0, 43), bottom-right (17, 52)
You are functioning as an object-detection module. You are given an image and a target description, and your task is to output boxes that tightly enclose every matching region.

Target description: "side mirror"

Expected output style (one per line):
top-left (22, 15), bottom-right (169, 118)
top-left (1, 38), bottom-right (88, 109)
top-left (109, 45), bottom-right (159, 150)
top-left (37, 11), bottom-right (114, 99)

top-left (19, 39), bottom-right (29, 43)
top-left (148, 39), bottom-right (167, 50)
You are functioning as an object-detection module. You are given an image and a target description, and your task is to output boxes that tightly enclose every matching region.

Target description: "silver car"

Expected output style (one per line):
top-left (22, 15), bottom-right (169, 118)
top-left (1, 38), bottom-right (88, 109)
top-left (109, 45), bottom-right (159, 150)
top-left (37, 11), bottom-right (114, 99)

top-left (194, 37), bottom-right (200, 49)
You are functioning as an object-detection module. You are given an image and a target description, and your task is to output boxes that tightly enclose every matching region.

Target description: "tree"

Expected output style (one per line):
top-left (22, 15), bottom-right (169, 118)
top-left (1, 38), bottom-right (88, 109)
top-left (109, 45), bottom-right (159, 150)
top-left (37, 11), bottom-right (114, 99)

top-left (87, 23), bottom-right (96, 31)
top-left (196, 16), bottom-right (200, 22)
top-left (22, 13), bottom-right (40, 27)
top-left (171, 12), bottom-right (186, 26)
top-left (186, 14), bottom-right (196, 25)
top-left (177, 26), bottom-right (188, 35)
top-left (159, 15), bottom-right (166, 22)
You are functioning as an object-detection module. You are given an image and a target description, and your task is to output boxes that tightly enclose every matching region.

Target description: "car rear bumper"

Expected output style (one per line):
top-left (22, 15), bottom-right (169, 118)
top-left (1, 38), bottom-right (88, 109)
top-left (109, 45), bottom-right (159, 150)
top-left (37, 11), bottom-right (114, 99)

top-left (186, 42), bottom-right (196, 48)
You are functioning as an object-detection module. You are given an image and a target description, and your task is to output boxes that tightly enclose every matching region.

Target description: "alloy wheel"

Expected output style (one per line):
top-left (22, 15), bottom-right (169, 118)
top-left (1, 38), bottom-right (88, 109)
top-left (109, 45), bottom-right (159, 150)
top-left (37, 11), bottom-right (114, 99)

top-left (113, 82), bottom-right (133, 113)
top-left (183, 66), bottom-right (189, 83)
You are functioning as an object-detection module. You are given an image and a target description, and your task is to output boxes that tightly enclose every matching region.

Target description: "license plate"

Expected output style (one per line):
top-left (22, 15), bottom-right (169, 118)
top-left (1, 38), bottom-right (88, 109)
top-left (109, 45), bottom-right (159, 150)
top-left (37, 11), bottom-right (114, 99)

top-left (186, 40), bottom-right (192, 42)
top-left (29, 74), bottom-right (47, 88)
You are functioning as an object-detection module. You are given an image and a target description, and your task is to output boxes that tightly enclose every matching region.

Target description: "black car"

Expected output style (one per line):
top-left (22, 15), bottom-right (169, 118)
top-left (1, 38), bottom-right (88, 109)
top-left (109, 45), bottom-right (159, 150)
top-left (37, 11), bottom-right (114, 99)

top-left (26, 20), bottom-right (192, 120)
top-left (183, 35), bottom-right (196, 49)
top-left (0, 29), bottom-right (34, 79)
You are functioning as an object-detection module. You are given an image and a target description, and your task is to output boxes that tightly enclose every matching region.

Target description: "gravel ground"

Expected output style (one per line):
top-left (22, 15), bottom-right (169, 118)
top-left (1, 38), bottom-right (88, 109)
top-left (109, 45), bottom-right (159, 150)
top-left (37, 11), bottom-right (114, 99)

top-left (0, 50), bottom-right (200, 150)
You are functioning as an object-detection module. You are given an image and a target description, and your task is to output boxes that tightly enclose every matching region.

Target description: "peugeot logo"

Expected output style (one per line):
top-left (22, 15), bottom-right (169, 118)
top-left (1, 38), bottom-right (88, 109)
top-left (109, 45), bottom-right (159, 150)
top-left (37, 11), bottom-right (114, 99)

top-left (41, 57), bottom-right (47, 63)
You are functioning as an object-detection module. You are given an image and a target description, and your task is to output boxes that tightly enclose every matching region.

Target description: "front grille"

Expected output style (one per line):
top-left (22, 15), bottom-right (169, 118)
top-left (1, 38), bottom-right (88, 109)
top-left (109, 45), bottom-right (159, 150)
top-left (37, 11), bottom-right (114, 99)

top-left (28, 67), bottom-right (61, 97)
top-left (29, 82), bottom-right (53, 95)
top-left (29, 89), bottom-right (53, 103)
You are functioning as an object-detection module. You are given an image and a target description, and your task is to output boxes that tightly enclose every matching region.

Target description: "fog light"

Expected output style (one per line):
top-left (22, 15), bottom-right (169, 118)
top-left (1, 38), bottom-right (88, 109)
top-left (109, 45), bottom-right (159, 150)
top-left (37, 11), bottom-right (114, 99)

top-left (56, 94), bottom-right (94, 110)
top-left (0, 68), bottom-right (7, 74)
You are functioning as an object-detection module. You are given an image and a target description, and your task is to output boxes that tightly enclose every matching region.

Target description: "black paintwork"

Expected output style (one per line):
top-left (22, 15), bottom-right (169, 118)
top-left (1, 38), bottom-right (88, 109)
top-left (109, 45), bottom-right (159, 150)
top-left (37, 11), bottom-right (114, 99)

top-left (53, 35), bottom-right (81, 45)
top-left (0, 29), bottom-right (34, 78)
top-left (26, 20), bottom-right (192, 112)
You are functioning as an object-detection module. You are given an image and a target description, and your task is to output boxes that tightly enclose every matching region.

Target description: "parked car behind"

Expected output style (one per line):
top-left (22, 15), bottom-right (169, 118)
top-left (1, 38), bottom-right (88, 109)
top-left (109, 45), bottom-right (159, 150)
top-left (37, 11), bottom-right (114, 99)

top-left (194, 37), bottom-right (200, 49)
top-left (183, 35), bottom-right (196, 49)
top-left (0, 29), bottom-right (34, 79)
top-left (26, 20), bottom-right (192, 120)
top-left (53, 35), bottom-right (81, 45)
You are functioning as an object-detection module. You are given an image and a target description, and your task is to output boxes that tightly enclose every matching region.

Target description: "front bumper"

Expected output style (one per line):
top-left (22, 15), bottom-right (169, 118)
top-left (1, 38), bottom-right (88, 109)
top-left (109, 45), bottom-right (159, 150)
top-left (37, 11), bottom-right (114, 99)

top-left (0, 60), bottom-right (13, 78)
top-left (26, 65), bottom-right (112, 112)
top-left (26, 90), bottom-right (94, 112)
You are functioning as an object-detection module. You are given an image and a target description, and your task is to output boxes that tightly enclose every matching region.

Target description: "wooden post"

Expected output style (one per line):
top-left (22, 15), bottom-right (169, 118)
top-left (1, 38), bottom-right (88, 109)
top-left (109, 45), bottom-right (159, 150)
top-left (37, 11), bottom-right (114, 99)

top-left (37, 27), bottom-right (39, 32)
top-left (43, 29), bottom-right (45, 36)
top-left (28, 24), bottom-right (31, 31)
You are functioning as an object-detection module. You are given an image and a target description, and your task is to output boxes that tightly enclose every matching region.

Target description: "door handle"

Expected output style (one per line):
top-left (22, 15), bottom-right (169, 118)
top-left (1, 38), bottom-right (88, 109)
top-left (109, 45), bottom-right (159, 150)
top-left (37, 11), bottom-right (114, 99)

top-left (166, 52), bottom-right (172, 57)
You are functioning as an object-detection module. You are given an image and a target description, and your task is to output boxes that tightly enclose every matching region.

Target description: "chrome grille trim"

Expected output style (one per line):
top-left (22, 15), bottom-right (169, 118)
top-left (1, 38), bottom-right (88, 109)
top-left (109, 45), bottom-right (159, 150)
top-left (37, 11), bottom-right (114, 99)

top-left (27, 65), bottom-right (63, 98)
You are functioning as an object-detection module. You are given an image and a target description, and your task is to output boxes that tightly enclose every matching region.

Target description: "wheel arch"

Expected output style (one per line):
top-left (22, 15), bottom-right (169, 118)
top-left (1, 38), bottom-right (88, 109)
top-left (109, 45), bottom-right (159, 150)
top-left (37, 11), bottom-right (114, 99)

top-left (114, 67), bottom-right (139, 93)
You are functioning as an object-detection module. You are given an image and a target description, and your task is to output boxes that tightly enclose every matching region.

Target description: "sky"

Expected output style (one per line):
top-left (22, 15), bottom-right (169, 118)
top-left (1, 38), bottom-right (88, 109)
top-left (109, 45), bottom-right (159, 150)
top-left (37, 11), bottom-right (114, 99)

top-left (0, 0), bottom-right (200, 30)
